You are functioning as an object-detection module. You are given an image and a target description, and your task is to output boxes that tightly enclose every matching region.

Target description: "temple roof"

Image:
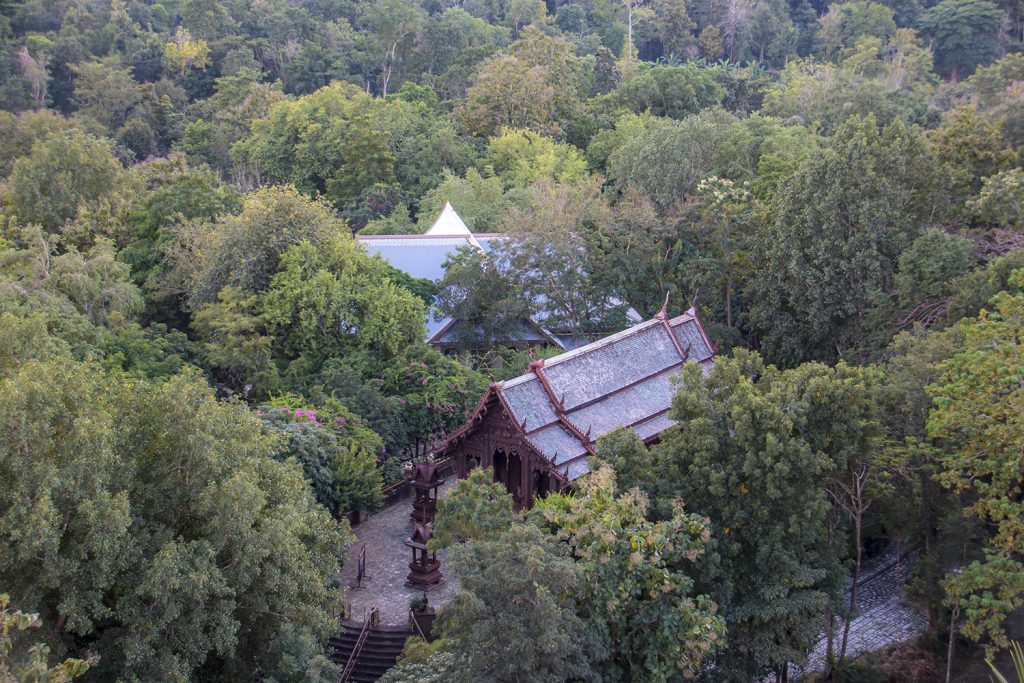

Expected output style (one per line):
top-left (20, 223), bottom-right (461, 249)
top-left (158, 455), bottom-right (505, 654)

top-left (504, 310), bottom-right (713, 480)
top-left (357, 204), bottom-right (562, 347)
top-left (441, 308), bottom-right (715, 481)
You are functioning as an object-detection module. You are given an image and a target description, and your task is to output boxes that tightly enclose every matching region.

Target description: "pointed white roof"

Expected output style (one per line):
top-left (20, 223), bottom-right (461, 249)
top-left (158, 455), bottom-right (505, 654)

top-left (425, 202), bottom-right (472, 236)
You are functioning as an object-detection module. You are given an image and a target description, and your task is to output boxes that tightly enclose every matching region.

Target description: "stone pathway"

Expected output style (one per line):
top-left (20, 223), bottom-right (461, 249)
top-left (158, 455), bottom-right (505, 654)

top-left (339, 481), bottom-right (459, 625)
top-left (790, 549), bottom-right (927, 678)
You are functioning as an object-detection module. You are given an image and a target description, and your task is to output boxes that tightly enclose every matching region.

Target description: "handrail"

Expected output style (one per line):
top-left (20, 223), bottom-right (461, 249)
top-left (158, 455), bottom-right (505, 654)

top-left (408, 609), bottom-right (428, 642)
top-left (339, 607), bottom-right (376, 682)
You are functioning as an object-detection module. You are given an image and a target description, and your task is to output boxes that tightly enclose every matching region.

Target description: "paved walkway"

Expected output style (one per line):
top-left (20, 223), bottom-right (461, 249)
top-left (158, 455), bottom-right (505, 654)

top-left (339, 481), bottom-right (459, 625)
top-left (791, 549), bottom-right (927, 677)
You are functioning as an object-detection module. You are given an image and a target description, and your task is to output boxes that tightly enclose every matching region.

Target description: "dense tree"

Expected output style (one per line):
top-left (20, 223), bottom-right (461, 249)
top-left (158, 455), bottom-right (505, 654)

top-left (917, 0), bottom-right (1002, 79)
top-left (235, 83), bottom-right (472, 210)
top-left (0, 594), bottom-right (92, 683)
top-left (260, 399), bottom-right (384, 516)
top-left (928, 272), bottom-right (1024, 652)
top-left (0, 354), bottom-right (351, 682)
top-left (5, 130), bottom-right (130, 236)
top-left (458, 28), bottom-right (583, 138)
top-left (749, 115), bottom-right (946, 365)
top-left (434, 246), bottom-right (534, 348)
top-left (262, 238), bottom-right (425, 362)
top-left (656, 352), bottom-right (879, 680)
top-left (170, 186), bottom-right (348, 309)
top-left (607, 108), bottom-right (741, 210)
top-left (613, 63), bottom-right (725, 119)
top-left (431, 469), bottom-right (518, 548)
top-left (536, 467), bottom-right (725, 681)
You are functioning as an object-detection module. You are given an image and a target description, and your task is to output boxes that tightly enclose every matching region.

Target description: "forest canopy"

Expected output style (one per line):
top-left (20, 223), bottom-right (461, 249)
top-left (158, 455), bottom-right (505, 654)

top-left (0, 0), bottom-right (1022, 680)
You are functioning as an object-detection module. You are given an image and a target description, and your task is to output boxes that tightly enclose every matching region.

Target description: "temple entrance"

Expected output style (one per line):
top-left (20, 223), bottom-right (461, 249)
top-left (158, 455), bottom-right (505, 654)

top-left (507, 453), bottom-right (522, 503)
top-left (493, 450), bottom-right (507, 485)
top-left (534, 469), bottom-right (551, 499)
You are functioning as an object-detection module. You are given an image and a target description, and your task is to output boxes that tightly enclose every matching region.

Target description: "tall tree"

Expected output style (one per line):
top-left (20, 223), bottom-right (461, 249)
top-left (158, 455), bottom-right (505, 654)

top-left (917, 0), bottom-right (1002, 79)
top-left (927, 271), bottom-right (1024, 653)
top-left (536, 467), bottom-right (725, 681)
top-left (0, 354), bottom-right (351, 682)
top-left (748, 115), bottom-right (946, 366)
top-left (657, 352), bottom-right (878, 680)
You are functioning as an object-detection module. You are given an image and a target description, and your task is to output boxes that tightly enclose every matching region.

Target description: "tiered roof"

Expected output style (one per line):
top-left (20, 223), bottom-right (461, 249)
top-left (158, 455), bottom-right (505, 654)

top-left (441, 307), bottom-right (715, 481)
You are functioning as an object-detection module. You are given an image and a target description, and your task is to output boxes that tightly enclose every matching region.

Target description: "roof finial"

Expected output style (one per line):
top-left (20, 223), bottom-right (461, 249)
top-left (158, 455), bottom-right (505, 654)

top-left (527, 345), bottom-right (537, 362)
top-left (688, 287), bottom-right (700, 316)
top-left (656, 291), bottom-right (670, 320)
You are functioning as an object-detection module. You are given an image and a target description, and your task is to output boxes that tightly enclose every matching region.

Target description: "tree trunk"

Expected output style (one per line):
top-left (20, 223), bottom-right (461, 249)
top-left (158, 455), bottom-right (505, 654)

top-left (839, 509), bottom-right (863, 663)
top-left (726, 274), bottom-right (733, 329)
top-left (945, 605), bottom-right (959, 683)
top-left (626, 1), bottom-right (634, 65)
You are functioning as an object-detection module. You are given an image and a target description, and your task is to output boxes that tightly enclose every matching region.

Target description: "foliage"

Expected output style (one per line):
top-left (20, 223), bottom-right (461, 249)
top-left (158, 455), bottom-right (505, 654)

top-left (260, 401), bottom-right (384, 515)
top-left (656, 352), bottom-right (880, 679)
top-left (916, 0), bottom-right (1002, 78)
top-left (5, 130), bottom-right (129, 236)
top-left (431, 468), bottom-right (517, 548)
top-left (536, 467), bottom-right (725, 681)
top-left (262, 238), bottom-right (425, 363)
top-left (434, 245), bottom-right (534, 348)
top-left (170, 186), bottom-right (349, 309)
top-left (0, 594), bottom-right (92, 683)
top-left (486, 128), bottom-right (589, 189)
top-left (749, 115), bottom-right (946, 366)
top-left (438, 523), bottom-right (597, 683)
top-left (0, 357), bottom-right (352, 682)
top-left (928, 272), bottom-right (1024, 652)
top-left (613, 63), bottom-right (725, 119)
top-left (986, 641), bottom-right (1024, 683)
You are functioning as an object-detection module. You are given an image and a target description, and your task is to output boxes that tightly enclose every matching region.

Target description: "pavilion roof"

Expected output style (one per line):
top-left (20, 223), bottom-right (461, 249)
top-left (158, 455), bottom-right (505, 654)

top-left (492, 309), bottom-right (714, 480)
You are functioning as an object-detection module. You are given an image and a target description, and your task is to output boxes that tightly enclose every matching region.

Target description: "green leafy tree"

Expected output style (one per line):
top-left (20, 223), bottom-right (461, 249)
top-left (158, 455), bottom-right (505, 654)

top-left (416, 169), bottom-right (509, 232)
top-left (818, 1), bottom-right (897, 60)
top-left (928, 271), bottom-right (1024, 652)
top-left (458, 28), bottom-right (583, 138)
top-left (486, 128), bottom-right (590, 189)
top-left (929, 105), bottom-right (1017, 206)
top-left (235, 83), bottom-right (470, 210)
top-left (5, 130), bottom-right (129, 235)
top-left (536, 467), bottom-right (725, 681)
top-left (0, 227), bottom-right (143, 339)
top-left (438, 523), bottom-right (597, 683)
top-left (969, 168), bottom-right (1024, 230)
top-left (496, 179), bottom-right (628, 340)
top-left (0, 357), bottom-right (351, 681)
top-left (431, 468), bottom-right (518, 548)
top-left (360, 0), bottom-right (427, 96)
top-left (917, 0), bottom-right (1002, 79)
top-left (434, 246), bottom-right (534, 349)
top-left (749, 115), bottom-right (946, 366)
top-left (0, 594), bottom-right (91, 683)
top-left (607, 108), bottom-right (740, 211)
top-left (657, 352), bottom-right (876, 680)
top-left (262, 238), bottom-right (425, 362)
top-left (170, 186), bottom-right (348, 309)
top-left (260, 401), bottom-right (384, 516)
top-left (612, 64), bottom-right (725, 120)
top-left (192, 286), bottom-right (279, 396)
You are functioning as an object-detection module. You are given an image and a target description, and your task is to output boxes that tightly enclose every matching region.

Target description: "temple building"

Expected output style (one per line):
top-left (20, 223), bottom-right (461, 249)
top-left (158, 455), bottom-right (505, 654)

top-left (358, 202), bottom-right (641, 351)
top-left (432, 306), bottom-right (715, 509)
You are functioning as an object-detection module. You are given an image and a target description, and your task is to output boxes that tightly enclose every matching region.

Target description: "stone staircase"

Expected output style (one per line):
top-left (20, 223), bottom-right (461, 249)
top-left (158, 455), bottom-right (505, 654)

top-left (329, 621), bottom-right (410, 682)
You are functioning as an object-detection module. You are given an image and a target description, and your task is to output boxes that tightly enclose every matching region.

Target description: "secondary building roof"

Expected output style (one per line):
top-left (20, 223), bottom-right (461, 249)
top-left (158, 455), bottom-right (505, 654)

top-left (357, 203), bottom-right (560, 347)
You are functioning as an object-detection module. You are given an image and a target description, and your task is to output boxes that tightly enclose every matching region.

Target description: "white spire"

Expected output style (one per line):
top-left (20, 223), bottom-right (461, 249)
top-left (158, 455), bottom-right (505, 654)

top-left (425, 202), bottom-right (472, 236)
